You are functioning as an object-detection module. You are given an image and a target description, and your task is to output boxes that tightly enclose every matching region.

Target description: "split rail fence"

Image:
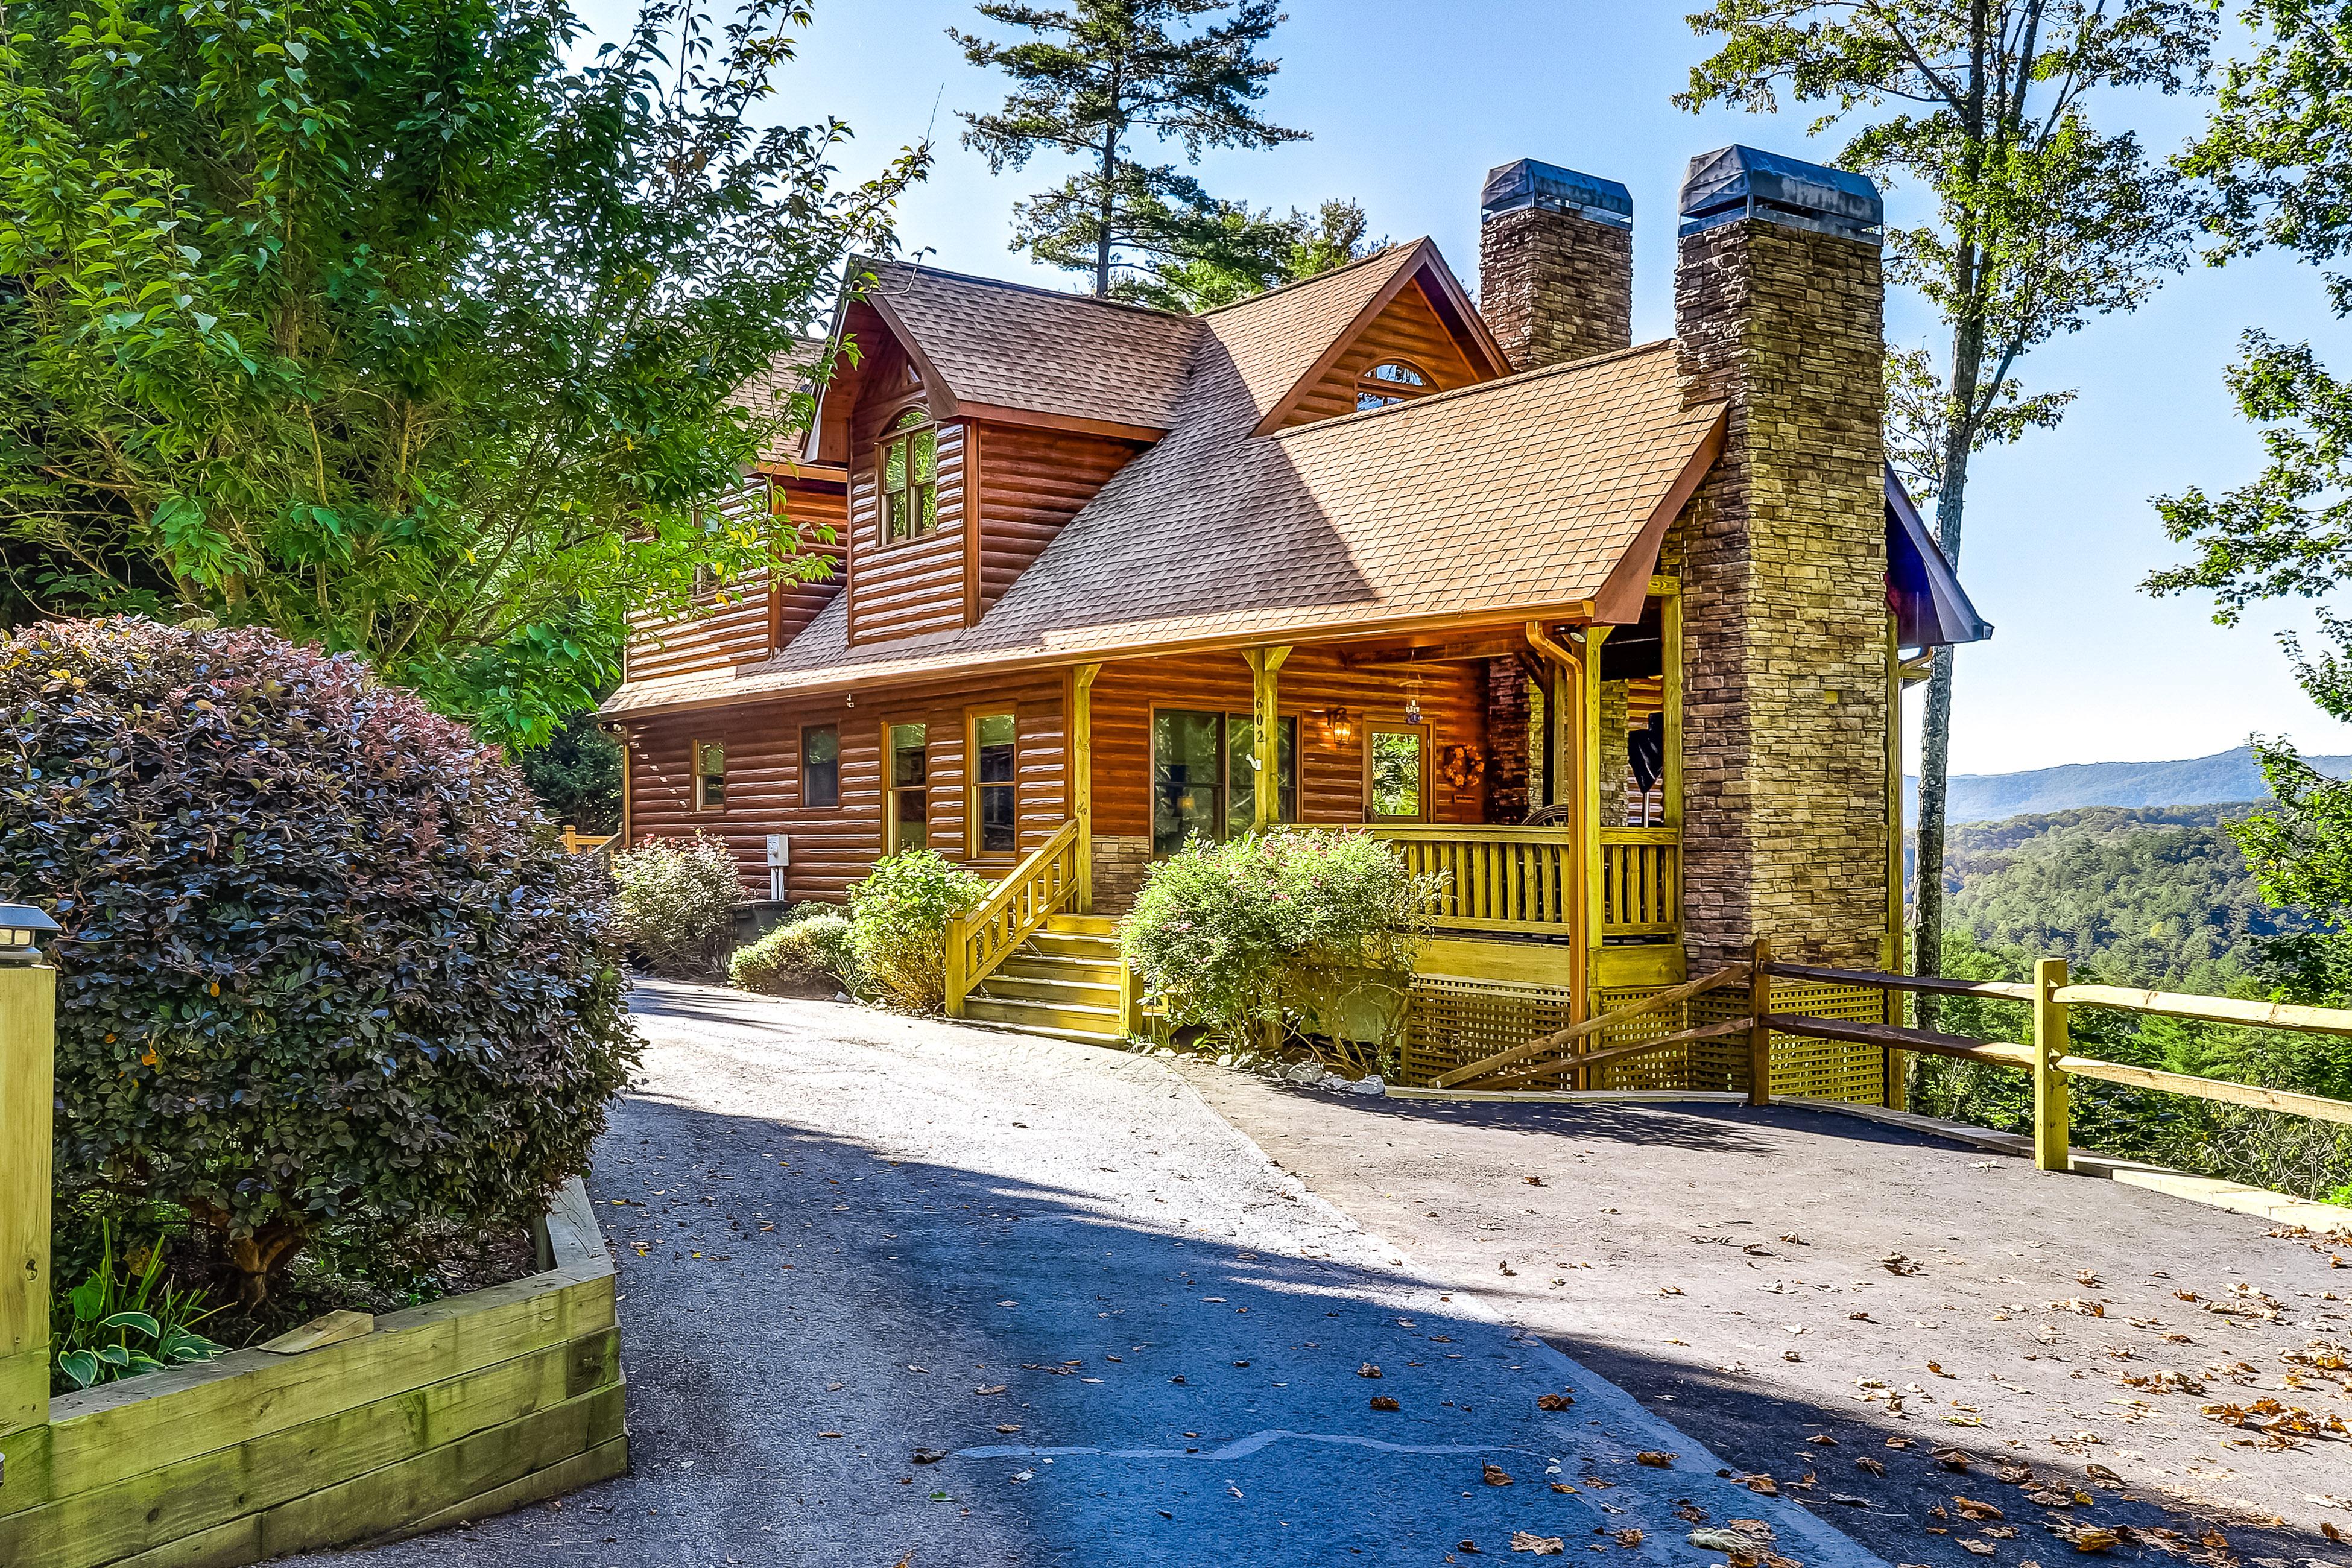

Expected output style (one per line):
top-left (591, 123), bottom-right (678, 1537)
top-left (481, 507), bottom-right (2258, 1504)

top-left (1432, 937), bottom-right (2352, 1171)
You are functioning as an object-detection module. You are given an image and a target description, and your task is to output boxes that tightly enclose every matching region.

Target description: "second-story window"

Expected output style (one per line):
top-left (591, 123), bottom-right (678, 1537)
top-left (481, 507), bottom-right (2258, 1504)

top-left (1355, 360), bottom-right (1432, 411)
top-left (879, 407), bottom-right (938, 544)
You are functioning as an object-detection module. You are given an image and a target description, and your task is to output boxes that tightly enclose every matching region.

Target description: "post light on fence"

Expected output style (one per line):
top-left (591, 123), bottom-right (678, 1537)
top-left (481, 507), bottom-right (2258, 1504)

top-left (0, 902), bottom-right (58, 966)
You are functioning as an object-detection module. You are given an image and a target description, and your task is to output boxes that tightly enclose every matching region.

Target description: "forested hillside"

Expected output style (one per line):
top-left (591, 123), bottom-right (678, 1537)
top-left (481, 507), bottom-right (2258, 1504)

top-left (1939, 804), bottom-right (2319, 991)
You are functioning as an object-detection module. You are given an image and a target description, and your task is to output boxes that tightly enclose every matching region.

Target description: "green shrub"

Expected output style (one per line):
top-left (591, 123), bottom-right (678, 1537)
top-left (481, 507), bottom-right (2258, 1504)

top-left (731, 909), bottom-right (857, 994)
top-left (847, 850), bottom-right (985, 1011)
top-left (0, 617), bottom-right (639, 1307)
top-left (1124, 829), bottom-right (1440, 1067)
top-left (612, 833), bottom-right (742, 975)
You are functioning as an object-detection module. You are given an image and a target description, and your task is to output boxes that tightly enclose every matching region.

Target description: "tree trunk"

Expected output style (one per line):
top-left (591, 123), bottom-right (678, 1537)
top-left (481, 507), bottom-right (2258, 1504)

top-left (1095, 124), bottom-right (1118, 297)
top-left (1912, 312), bottom-right (1982, 1037)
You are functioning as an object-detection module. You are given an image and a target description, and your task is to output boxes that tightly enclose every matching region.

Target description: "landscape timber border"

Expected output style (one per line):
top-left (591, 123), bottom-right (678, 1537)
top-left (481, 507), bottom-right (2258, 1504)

top-left (0, 956), bottom-right (629, 1568)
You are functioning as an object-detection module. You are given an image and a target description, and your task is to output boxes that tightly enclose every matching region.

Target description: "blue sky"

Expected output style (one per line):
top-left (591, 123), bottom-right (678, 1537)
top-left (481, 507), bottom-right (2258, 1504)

top-left (581, 0), bottom-right (2352, 777)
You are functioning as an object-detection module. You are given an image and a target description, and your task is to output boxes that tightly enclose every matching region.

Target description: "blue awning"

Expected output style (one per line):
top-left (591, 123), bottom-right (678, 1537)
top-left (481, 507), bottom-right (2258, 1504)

top-left (1886, 467), bottom-right (1992, 650)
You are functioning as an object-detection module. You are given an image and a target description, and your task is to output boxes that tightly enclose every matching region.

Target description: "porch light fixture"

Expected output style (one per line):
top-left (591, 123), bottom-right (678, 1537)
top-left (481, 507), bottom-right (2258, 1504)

top-left (1321, 706), bottom-right (1354, 742)
top-left (0, 903), bottom-right (60, 966)
top-left (1404, 695), bottom-right (1422, 727)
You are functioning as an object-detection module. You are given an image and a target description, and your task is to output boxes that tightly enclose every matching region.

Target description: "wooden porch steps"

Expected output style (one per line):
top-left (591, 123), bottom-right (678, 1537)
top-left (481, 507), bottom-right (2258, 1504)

top-left (963, 915), bottom-right (1129, 1046)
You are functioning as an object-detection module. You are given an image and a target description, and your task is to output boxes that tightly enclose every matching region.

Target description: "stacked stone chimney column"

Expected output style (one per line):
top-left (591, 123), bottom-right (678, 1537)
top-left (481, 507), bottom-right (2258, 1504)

top-left (1478, 160), bottom-right (1634, 373)
top-left (1672, 150), bottom-right (1892, 971)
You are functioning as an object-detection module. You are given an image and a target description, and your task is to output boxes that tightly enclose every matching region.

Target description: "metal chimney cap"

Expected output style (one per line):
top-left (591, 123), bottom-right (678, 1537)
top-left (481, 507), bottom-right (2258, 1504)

top-left (1481, 159), bottom-right (1634, 229)
top-left (1679, 144), bottom-right (1883, 242)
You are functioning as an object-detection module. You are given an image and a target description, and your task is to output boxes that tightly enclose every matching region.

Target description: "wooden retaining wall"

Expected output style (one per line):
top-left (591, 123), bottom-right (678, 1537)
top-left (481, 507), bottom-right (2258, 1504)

top-left (0, 1178), bottom-right (626, 1568)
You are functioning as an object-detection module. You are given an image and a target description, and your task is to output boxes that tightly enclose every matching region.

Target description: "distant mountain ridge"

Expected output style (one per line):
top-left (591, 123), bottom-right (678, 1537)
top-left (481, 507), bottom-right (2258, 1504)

top-left (1909, 745), bottom-right (2352, 826)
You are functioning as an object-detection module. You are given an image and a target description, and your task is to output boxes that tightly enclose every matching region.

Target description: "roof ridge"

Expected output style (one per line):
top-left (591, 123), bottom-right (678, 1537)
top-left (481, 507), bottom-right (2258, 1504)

top-left (1192, 239), bottom-right (1425, 320)
top-left (847, 253), bottom-right (1198, 323)
top-left (1270, 337), bottom-right (1687, 440)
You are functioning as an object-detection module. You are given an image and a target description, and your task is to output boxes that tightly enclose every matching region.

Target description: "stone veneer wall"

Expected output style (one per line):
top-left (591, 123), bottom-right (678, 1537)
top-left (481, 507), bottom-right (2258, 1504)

top-left (1598, 678), bottom-right (1630, 828)
top-left (1478, 206), bottom-right (1633, 372)
top-left (1090, 835), bottom-right (1152, 915)
top-left (1673, 217), bottom-right (1890, 970)
top-left (1484, 658), bottom-right (1532, 824)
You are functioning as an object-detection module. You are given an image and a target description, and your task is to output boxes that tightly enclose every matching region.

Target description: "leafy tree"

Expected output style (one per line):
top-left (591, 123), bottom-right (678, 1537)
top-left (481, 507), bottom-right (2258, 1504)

top-left (517, 711), bottom-right (626, 833)
top-left (952, 0), bottom-right (1307, 299)
top-left (0, 0), bottom-right (922, 746)
top-left (1677, 1), bottom-right (2212, 1030)
top-left (2148, 2), bottom-right (2352, 724)
top-left (1141, 197), bottom-right (1385, 312)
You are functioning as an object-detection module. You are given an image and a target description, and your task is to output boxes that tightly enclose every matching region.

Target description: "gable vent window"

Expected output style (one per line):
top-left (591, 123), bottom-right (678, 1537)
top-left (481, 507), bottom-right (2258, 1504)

top-left (1355, 360), bottom-right (1432, 412)
top-left (879, 407), bottom-right (938, 543)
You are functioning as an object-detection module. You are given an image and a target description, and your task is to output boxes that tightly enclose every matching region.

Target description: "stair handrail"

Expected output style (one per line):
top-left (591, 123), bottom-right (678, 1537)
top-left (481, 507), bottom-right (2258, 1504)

top-left (944, 818), bottom-right (1085, 1017)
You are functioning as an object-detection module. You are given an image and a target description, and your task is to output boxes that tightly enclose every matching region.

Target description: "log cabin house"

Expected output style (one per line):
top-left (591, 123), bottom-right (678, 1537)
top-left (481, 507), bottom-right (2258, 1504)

top-left (599, 145), bottom-right (1989, 1101)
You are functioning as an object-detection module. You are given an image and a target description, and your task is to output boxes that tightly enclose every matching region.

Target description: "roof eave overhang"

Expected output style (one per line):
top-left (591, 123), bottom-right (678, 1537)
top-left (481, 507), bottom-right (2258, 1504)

top-left (598, 599), bottom-right (1606, 724)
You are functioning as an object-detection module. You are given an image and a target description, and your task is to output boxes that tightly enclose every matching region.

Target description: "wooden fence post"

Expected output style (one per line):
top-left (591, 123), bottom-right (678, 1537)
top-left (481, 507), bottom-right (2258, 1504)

top-left (2034, 956), bottom-right (2070, 1172)
top-left (1, 951), bottom-right (55, 1443)
top-left (1747, 936), bottom-right (1772, 1107)
top-left (943, 921), bottom-right (968, 1019)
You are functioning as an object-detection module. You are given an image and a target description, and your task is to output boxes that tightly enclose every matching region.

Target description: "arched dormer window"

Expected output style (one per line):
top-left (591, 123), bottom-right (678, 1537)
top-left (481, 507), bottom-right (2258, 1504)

top-left (879, 406), bottom-right (937, 543)
top-left (1355, 359), bottom-right (1433, 412)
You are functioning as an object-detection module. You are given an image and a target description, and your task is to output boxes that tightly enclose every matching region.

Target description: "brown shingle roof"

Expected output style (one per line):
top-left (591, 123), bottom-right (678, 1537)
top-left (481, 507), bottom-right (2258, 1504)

top-left (604, 335), bottom-right (1725, 718)
top-left (861, 260), bottom-right (1202, 432)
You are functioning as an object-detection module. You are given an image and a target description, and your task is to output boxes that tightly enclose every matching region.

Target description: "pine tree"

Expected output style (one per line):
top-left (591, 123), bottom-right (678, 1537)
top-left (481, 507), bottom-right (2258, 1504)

top-left (952, 0), bottom-right (1307, 299)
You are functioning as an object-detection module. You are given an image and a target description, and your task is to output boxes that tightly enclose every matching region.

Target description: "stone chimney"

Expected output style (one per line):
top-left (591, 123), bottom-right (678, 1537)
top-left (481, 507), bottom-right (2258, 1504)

top-left (1478, 159), bottom-right (1633, 372)
top-left (1671, 145), bottom-right (1891, 972)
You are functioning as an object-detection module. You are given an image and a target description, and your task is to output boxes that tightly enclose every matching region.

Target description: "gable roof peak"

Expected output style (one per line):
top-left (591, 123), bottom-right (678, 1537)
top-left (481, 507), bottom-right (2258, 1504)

top-left (1270, 336), bottom-right (1684, 443)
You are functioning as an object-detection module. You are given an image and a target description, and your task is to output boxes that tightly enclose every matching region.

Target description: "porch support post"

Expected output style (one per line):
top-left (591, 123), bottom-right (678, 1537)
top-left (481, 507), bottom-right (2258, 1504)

top-left (1, 952), bottom-right (55, 1441)
top-left (1882, 618), bottom-right (1908, 1108)
top-left (1242, 646), bottom-right (1291, 830)
top-left (1579, 625), bottom-right (1613, 1035)
top-left (1660, 588), bottom-right (1683, 836)
top-left (1072, 663), bottom-right (1101, 913)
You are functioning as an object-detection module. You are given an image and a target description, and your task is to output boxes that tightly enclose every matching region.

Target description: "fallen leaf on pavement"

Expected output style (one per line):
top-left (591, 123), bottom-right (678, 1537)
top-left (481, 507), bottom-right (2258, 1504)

top-left (1358, 1363), bottom-right (1382, 1379)
top-left (1484, 1462), bottom-right (1513, 1486)
top-left (1882, 1254), bottom-right (1924, 1276)
top-left (1370, 1395), bottom-right (1399, 1411)
top-left (1537, 1393), bottom-right (1574, 1411)
top-left (1552, 1482), bottom-right (1578, 1494)
top-left (1964, 1543), bottom-right (1996, 1556)
top-left (1807, 1433), bottom-right (1838, 1446)
top-left (1929, 1362), bottom-right (1956, 1378)
top-left (1933, 1448), bottom-right (1974, 1472)
top-left (1740, 1474), bottom-right (1779, 1496)
top-left (995, 1424), bottom-right (1019, 1433)
top-left (1511, 1534), bottom-right (1563, 1556)
top-left (975, 1385), bottom-right (1006, 1396)
top-left (1954, 1497), bottom-right (2005, 1521)
top-left (818, 1431), bottom-right (844, 1439)
top-left (1525, 1175), bottom-right (1546, 1186)
top-left (912, 1448), bottom-right (947, 1464)
top-left (1658, 1284), bottom-right (1685, 1296)
top-left (1857, 1457), bottom-right (1886, 1476)
top-left (1616, 1529), bottom-right (1645, 1547)
top-left (1636, 1450), bottom-right (1675, 1467)
top-left (2055, 1525), bottom-right (2120, 1552)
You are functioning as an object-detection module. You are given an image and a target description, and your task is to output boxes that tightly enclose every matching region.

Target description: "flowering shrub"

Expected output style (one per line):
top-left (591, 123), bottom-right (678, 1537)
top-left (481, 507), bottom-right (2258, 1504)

top-left (847, 850), bottom-right (985, 1011)
top-left (0, 617), bottom-right (638, 1306)
top-left (1122, 829), bottom-right (1440, 1064)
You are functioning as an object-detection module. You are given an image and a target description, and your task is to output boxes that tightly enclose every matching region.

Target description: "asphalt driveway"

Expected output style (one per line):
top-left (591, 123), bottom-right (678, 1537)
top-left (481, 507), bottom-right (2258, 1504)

top-left (295, 981), bottom-right (1882, 1568)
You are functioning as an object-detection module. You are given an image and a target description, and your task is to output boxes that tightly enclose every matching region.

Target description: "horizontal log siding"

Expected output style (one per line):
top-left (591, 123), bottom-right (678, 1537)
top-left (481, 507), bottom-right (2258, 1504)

top-left (771, 477), bottom-right (849, 650)
top-left (1087, 646), bottom-right (1489, 839)
top-left (623, 582), bottom-right (773, 684)
top-left (1277, 278), bottom-right (1488, 431)
top-left (624, 672), bottom-right (1068, 900)
top-left (970, 422), bottom-right (1145, 615)
top-left (846, 378), bottom-right (970, 645)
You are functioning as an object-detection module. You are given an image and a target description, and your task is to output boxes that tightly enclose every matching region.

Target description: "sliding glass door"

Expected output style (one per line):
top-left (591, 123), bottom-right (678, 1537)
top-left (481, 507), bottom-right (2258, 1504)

top-left (1151, 710), bottom-right (1298, 856)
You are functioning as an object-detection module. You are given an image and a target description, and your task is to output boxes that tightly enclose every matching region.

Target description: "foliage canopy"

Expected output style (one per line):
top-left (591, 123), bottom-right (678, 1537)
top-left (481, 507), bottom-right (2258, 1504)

top-left (0, 0), bottom-right (921, 745)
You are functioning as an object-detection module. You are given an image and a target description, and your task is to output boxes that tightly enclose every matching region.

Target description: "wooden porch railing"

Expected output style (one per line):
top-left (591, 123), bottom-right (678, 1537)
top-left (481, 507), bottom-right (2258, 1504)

top-left (560, 827), bottom-right (616, 855)
top-left (1367, 826), bottom-right (1576, 935)
top-left (944, 818), bottom-right (1083, 1018)
top-left (1363, 824), bottom-right (1682, 941)
top-left (1599, 827), bottom-right (1679, 936)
